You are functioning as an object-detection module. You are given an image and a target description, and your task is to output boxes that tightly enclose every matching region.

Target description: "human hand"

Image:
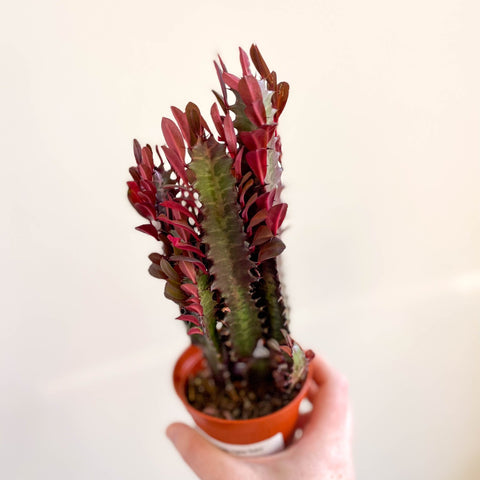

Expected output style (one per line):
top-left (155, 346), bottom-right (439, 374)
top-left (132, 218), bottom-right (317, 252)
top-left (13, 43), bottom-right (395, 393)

top-left (166, 355), bottom-right (355, 480)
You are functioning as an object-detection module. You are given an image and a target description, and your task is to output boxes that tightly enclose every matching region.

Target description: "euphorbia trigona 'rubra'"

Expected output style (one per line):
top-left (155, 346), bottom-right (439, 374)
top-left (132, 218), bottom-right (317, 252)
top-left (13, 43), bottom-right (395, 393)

top-left (128, 45), bottom-right (313, 418)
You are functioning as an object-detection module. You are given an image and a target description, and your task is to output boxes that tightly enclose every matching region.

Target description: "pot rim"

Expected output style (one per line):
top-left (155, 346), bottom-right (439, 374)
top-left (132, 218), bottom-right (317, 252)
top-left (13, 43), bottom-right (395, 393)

top-left (173, 344), bottom-right (313, 425)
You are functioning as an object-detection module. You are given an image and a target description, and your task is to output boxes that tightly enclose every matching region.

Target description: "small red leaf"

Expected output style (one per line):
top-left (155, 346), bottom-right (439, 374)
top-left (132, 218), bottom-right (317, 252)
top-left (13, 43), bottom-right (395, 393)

top-left (239, 47), bottom-right (252, 76)
top-left (177, 314), bottom-right (201, 326)
top-left (141, 146), bottom-right (154, 171)
top-left (187, 327), bottom-right (204, 336)
top-left (135, 224), bottom-right (159, 239)
top-left (273, 82), bottom-right (289, 120)
top-left (238, 76), bottom-right (263, 104)
top-left (138, 163), bottom-right (152, 181)
top-left (212, 90), bottom-right (227, 114)
top-left (148, 263), bottom-right (167, 279)
top-left (247, 208), bottom-right (268, 233)
top-left (239, 178), bottom-right (254, 207)
top-left (178, 260), bottom-right (197, 282)
top-left (280, 345), bottom-right (292, 356)
top-left (257, 237), bottom-right (286, 262)
top-left (266, 203), bottom-right (288, 235)
top-left (252, 225), bottom-right (273, 246)
top-left (266, 70), bottom-right (277, 91)
top-left (129, 166), bottom-right (140, 183)
top-left (223, 72), bottom-right (240, 91)
top-left (170, 255), bottom-right (207, 274)
top-left (127, 186), bottom-right (140, 205)
top-left (210, 103), bottom-right (225, 140)
top-left (186, 303), bottom-right (203, 316)
top-left (238, 171), bottom-right (253, 190)
top-left (133, 203), bottom-right (156, 221)
top-left (223, 114), bottom-right (237, 157)
top-left (246, 149), bottom-right (267, 184)
top-left (238, 127), bottom-right (274, 151)
top-left (139, 179), bottom-right (156, 194)
top-left (157, 215), bottom-right (201, 240)
top-left (245, 99), bottom-right (267, 127)
top-left (214, 60), bottom-right (228, 104)
top-left (256, 190), bottom-right (276, 210)
top-left (148, 253), bottom-right (163, 264)
top-left (168, 235), bottom-right (205, 257)
top-left (233, 146), bottom-right (244, 180)
top-left (241, 192), bottom-right (258, 220)
top-left (161, 117), bottom-right (185, 162)
top-left (164, 280), bottom-right (187, 302)
top-left (160, 258), bottom-right (180, 281)
top-left (127, 179), bottom-right (139, 192)
top-left (137, 190), bottom-right (155, 205)
top-left (133, 139), bottom-right (143, 165)
top-left (249, 44), bottom-right (271, 80)
top-left (161, 200), bottom-right (200, 226)
top-left (185, 102), bottom-right (203, 144)
top-left (171, 106), bottom-right (192, 147)
top-left (161, 146), bottom-right (188, 183)
top-left (238, 77), bottom-right (267, 126)
top-left (180, 283), bottom-right (199, 297)
top-left (217, 54), bottom-right (227, 72)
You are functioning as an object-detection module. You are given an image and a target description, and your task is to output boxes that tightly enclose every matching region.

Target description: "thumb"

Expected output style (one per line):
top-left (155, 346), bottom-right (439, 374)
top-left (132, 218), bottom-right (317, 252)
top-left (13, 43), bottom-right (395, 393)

top-left (166, 422), bottom-right (241, 480)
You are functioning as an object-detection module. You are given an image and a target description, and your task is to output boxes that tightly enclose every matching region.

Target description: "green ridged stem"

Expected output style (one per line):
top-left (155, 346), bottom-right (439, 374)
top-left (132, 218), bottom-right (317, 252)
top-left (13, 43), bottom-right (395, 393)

top-left (259, 258), bottom-right (288, 342)
top-left (196, 273), bottom-right (220, 352)
top-left (190, 138), bottom-right (261, 357)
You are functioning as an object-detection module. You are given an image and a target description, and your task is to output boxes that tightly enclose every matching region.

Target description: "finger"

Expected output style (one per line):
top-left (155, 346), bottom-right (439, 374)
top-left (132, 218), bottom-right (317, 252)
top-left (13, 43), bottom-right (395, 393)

top-left (308, 355), bottom-right (348, 406)
top-left (306, 380), bottom-right (320, 403)
top-left (166, 423), bottom-right (240, 480)
top-left (295, 355), bottom-right (334, 437)
top-left (295, 411), bottom-right (312, 431)
top-left (309, 354), bottom-right (335, 388)
top-left (302, 359), bottom-right (351, 438)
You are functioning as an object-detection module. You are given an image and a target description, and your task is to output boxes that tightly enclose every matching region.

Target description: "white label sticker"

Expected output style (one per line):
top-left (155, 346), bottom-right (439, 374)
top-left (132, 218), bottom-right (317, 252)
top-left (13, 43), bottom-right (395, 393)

top-left (199, 430), bottom-right (285, 457)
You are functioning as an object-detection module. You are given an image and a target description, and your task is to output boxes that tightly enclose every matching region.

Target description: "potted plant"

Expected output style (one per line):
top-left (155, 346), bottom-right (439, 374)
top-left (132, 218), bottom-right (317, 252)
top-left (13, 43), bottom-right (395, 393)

top-left (127, 44), bottom-right (314, 456)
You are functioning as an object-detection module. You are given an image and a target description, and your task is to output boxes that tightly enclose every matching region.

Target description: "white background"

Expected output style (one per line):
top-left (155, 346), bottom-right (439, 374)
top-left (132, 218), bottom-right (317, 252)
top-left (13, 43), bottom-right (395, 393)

top-left (1, 1), bottom-right (479, 479)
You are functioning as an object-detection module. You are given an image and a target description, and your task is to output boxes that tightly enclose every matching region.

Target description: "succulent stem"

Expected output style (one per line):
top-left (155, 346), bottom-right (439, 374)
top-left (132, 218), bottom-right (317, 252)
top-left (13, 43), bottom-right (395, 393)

top-left (190, 138), bottom-right (262, 357)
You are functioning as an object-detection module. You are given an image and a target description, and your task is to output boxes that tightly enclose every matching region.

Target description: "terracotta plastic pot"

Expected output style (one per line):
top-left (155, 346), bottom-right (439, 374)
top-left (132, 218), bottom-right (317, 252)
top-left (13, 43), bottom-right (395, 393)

top-left (173, 344), bottom-right (312, 456)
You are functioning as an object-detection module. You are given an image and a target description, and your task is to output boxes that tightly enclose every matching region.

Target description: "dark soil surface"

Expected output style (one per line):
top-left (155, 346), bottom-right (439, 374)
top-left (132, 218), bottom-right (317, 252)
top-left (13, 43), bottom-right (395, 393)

top-left (186, 370), bottom-right (303, 420)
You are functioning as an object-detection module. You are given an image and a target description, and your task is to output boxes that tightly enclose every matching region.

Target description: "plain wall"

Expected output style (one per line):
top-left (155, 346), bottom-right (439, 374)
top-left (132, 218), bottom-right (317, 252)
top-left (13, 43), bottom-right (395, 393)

top-left (1, 1), bottom-right (479, 479)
